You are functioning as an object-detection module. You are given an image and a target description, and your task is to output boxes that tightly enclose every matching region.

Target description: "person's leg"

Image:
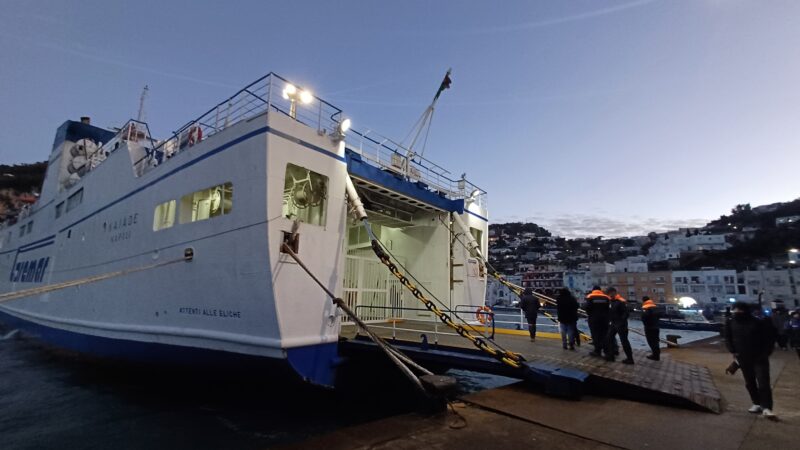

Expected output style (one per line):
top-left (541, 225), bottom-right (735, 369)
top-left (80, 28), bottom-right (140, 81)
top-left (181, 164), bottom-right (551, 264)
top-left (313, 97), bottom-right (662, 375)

top-left (568, 322), bottom-right (577, 348)
top-left (754, 358), bottom-right (773, 410)
top-left (619, 327), bottom-right (633, 362)
top-left (588, 319), bottom-right (600, 354)
top-left (596, 320), bottom-right (609, 355)
top-left (604, 326), bottom-right (618, 360)
top-left (645, 328), bottom-right (660, 359)
top-left (527, 321), bottom-right (536, 340)
top-left (559, 322), bottom-right (567, 348)
top-left (739, 360), bottom-right (760, 408)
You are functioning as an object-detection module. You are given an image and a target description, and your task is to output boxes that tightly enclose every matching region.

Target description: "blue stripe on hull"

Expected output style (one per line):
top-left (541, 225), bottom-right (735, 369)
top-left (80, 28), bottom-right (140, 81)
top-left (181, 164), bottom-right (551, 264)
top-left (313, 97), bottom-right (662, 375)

top-left (0, 309), bottom-right (338, 387)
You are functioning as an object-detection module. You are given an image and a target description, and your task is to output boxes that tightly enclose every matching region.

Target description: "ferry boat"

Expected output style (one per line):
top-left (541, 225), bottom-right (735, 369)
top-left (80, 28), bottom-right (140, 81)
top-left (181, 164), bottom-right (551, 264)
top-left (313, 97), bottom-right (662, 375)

top-left (0, 73), bottom-right (489, 387)
top-left (657, 309), bottom-right (723, 332)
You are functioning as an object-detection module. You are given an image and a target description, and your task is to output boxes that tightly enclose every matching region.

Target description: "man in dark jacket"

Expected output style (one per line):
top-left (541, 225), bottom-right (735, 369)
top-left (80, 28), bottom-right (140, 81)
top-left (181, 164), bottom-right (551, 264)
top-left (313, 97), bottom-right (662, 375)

top-left (556, 288), bottom-right (579, 350)
top-left (519, 288), bottom-right (541, 341)
top-left (584, 286), bottom-right (610, 357)
top-left (605, 288), bottom-right (633, 364)
top-left (641, 297), bottom-right (661, 361)
top-left (725, 301), bottom-right (777, 418)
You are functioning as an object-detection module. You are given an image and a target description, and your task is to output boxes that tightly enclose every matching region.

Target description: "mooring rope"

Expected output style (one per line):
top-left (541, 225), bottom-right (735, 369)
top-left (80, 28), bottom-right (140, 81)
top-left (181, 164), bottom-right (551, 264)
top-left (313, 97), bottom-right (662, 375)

top-left (0, 252), bottom-right (192, 305)
top-left (279, 242), bottom-right (433, 396)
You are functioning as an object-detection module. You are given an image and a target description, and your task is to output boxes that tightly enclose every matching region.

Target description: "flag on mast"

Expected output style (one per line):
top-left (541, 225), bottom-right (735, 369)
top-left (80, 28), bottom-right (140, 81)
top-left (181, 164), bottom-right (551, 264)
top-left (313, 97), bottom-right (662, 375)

top-left (433, 69), bottom-right (452, 102)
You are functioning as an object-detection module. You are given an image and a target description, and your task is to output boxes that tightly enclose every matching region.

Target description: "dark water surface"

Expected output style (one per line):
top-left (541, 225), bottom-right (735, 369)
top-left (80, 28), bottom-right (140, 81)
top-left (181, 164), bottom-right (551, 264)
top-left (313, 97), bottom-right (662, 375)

top-left (0, 333), bottom-right (425, 449)
top-left (0, 327), bottom-right (514, 450)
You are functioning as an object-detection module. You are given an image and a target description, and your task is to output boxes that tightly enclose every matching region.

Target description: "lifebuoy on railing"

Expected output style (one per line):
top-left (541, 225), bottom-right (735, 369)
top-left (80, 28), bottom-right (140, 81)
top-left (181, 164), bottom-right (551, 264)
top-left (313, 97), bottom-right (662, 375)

top-left (476, 305), bottom-right (492, 324)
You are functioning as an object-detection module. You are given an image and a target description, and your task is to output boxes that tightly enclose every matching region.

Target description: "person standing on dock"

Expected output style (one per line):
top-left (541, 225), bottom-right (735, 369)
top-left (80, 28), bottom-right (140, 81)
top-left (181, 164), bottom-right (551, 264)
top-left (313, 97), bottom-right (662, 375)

top-left (790, 310), bottom-right (800, 359)
top-left (519, 288), bottom-right (541, 342)
top-left (641, 297), bottom-right (661, 361)
top-left (584, 286), bottom-right (611, 357)
top-left (725, 302), bottom-right (778, 419)
top-left (605, 288), bottom-right (634, 364)
top-left (771, 306), bottom-right (790, 350)
top-left (556, 288), bottom-right (579, 350)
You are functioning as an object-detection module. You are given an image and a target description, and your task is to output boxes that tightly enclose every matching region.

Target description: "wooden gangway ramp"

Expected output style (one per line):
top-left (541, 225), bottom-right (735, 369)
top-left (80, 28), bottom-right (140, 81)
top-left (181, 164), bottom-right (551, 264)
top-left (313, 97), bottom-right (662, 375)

top-left (340, 322), bottom-right (722, 413)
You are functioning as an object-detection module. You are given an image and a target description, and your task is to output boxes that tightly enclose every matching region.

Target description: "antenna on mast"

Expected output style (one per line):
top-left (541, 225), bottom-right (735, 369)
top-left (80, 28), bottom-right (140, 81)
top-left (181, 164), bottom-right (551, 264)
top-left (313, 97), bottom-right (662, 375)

top-left (403, 69), bottom-right (452, 159)
top-left (136, 85), bottom-right (149, 122)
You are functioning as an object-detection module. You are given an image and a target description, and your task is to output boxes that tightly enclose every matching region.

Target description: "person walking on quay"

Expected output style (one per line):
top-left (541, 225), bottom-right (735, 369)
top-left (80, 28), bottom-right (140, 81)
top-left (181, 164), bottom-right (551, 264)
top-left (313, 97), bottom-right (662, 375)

top-left (641, 297), bottom-right (661, 361)
top-left (519, 288), bottom-right (541, 342)
top-left (725, 302), bottom-right (778, 419)
top-left (584, 286), bottom-right (611, 357)
top-left (556, 288), bottom-right (579, 350)
top-left (605, 287), bottom-right (634, 364)
top-left (771, 307), bottom-right (790, 350)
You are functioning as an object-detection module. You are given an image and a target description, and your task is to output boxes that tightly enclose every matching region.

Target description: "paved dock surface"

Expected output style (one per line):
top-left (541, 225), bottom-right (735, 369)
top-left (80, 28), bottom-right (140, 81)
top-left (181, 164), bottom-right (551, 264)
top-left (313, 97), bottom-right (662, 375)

top-left (290, 337), bottom-right (799, 450)
top-left (342, 322), bottom-right (722, 412)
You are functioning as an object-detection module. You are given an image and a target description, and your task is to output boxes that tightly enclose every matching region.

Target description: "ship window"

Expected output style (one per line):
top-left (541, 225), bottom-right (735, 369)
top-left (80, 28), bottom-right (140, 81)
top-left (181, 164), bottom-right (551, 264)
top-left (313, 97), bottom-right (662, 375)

top-left (153, 200), bottom-right (177, 231)
top-left (469, 227), bottom-right (483, 257)
top-left (66, 188), bottom-right (84, 212)
top-left (179, 182), bottom-right (233, 224)
top-left (55, 202), bottom-right (65, 218)
top-left (282, 164), bottom-right (328, 226)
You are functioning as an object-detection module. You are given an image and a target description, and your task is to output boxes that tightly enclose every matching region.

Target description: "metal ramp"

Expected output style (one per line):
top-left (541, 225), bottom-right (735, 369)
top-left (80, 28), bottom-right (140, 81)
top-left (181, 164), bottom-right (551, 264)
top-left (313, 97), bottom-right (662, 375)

top-left (339, 324), bottom-right (722, 413)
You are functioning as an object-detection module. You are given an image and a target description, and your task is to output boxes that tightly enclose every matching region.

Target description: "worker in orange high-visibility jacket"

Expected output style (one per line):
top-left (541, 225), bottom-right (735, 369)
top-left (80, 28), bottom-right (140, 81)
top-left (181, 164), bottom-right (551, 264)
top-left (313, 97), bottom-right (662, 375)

top-left (641, 297), bottom-right (661, 360)
top-left (584, 286), bottom-right (611, 357)
top-left (605, 287), bottom-right (633, 364)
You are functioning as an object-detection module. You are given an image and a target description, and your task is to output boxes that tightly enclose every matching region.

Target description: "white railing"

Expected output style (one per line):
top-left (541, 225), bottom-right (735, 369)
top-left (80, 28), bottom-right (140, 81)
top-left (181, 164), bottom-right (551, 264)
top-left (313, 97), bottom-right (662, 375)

top-left (63, 72), bottom-right (487, 207)
top-left (348, 127), bottom-right (487, 207)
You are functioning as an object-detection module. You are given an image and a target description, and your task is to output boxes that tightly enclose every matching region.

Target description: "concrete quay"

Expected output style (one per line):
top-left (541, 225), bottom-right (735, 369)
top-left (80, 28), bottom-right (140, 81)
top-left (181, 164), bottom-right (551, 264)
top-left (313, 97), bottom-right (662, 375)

top-left (286, 337), bottom-right (799, 450)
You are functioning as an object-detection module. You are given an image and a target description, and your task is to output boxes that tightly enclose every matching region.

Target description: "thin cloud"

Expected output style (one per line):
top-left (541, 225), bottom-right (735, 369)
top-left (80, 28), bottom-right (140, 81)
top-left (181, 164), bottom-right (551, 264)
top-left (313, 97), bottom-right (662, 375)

top-left (404, 0), bottom-right (659, 36)
top-left (0, 29), bottom-right (238, 90)
top-left (498, 213), bottom-right (708, 238)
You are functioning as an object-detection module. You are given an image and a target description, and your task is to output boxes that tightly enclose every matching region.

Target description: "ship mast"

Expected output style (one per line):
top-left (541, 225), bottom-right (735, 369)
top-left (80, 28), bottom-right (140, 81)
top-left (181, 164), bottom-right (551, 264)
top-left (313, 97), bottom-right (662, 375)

top-left (404, 69), bottom-right (452, 159)
top-left (136, 85), bottom-right (149, 122)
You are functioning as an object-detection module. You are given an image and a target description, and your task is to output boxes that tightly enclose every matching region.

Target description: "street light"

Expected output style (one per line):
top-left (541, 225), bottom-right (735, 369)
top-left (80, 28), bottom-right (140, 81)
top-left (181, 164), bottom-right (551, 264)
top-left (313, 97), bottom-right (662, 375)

top-left (282, 83), bottom-right (313, 119)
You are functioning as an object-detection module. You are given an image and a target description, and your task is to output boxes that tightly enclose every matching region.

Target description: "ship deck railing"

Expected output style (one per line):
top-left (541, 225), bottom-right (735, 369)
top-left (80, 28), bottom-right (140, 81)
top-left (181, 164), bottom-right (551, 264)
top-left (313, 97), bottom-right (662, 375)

top-left (70, 72), bottom-right (486, 206)
top-left (347, 128), bottom-right (487, 208)
top-left (344, 304), bottom-right (561, 343)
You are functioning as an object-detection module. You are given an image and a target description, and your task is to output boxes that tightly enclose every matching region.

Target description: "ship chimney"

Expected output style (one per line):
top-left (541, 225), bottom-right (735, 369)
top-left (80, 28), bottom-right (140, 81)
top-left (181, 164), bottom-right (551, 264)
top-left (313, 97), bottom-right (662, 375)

top-left (80, 116), bottom-right (91, 124)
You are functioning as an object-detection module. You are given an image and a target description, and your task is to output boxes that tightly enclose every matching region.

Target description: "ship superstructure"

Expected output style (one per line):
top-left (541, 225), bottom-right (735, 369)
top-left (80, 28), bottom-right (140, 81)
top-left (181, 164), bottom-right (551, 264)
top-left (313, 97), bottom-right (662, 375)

top-left (0, 73), bottom-right (488, 386)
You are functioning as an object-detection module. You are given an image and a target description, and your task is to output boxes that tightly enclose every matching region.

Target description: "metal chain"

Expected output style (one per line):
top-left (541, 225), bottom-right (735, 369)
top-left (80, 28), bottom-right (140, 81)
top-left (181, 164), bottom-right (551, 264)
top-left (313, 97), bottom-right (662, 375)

top-left (369, 239), bottom-right (525, 369)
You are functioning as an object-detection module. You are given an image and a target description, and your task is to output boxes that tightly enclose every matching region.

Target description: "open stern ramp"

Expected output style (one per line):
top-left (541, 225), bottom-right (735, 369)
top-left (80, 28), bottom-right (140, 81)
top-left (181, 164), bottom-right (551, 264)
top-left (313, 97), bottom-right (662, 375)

top-left (341, 318), bottom-right (722, 413)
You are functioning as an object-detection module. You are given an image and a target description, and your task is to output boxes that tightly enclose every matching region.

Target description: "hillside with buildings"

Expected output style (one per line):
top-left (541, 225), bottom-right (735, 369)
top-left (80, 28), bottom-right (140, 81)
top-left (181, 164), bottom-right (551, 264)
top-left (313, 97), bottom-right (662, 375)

top-left (0, 162), bottom-right (46, 222)
top-left (487, 200), bottom-right (800, 312)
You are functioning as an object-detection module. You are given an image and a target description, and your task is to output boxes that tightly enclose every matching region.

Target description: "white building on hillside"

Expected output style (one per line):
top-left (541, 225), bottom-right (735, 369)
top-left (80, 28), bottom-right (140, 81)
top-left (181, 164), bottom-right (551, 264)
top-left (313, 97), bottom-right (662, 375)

top-left (648, 231), bottom-right (730, 262)
top-left (672, 268), bottom-right (739, 306)
top-left (614, 255), bottom-right (648, 273)
top-left (738, 269), bottom-right (800, 307)
top-left (486, 275), bottom-right (523, 307)
top-left (563, 270), bottom-right (593, 299)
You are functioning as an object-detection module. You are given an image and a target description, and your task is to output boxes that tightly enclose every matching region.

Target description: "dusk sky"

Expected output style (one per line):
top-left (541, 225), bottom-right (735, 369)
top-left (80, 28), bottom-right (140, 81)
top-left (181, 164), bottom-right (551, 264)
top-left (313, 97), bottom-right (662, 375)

top-left (1, 0), bottom-right (798, 237)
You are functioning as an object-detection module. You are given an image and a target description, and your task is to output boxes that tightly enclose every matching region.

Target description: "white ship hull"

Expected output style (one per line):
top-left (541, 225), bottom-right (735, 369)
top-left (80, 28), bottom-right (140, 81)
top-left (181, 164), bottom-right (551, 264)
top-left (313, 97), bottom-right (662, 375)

top-left (0, 73), bottom-right (489, 387)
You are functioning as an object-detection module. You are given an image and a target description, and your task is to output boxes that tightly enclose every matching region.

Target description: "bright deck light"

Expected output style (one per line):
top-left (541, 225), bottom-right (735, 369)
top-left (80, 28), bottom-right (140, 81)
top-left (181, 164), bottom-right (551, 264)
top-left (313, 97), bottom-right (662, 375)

top-left (340, 118), bottom-right (351, 132)
top-left (299, 90), bottom-right (313, 104)
top-left (282, 84), bottom-right (297, 99)
top-left (678, 297), bottom-right (697, 308)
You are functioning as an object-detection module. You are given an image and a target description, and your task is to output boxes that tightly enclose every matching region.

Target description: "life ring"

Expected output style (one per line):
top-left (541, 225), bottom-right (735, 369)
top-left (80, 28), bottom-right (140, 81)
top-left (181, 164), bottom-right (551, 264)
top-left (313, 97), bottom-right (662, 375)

top-left (476, 306), bottom-right (492, 324)
top-left (188, 126), bottom-right (203, 146)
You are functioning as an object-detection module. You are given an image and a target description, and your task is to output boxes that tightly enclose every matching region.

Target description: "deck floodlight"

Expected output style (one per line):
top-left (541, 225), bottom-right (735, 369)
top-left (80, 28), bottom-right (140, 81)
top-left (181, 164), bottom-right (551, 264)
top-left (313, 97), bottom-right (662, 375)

top-left (282, 84), bottom-right (297, 99)
top-left (299, 90), bottom-right (313, 104)
top-left (340, 118), bottom-right (352, 133)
